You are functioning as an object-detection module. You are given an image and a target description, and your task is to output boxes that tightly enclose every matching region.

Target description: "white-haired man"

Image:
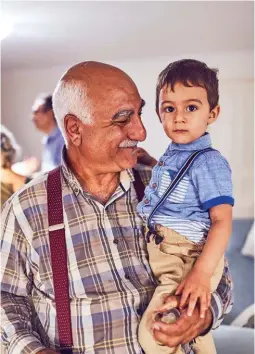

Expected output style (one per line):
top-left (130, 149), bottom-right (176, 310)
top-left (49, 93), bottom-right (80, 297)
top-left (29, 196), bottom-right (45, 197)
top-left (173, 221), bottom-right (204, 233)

top-left (1, 62), bottom-right (233, 354)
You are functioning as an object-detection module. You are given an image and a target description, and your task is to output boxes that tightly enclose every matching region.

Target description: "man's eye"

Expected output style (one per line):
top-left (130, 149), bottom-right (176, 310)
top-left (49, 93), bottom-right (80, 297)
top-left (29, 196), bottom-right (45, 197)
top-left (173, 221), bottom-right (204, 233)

top-left (186, 105), bottom-right (197, 112)
top-left (164, 106), bottom-right (175, 113)
top-left (115, 117), bottom-right (130, 124)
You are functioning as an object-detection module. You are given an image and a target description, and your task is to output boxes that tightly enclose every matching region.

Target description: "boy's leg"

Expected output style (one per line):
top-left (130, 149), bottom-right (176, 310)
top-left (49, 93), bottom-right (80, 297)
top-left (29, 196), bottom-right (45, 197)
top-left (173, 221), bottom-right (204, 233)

top-left (139, 283), bottom-right (184, 354)
top-left (139, 226), bottom-right (199, 354)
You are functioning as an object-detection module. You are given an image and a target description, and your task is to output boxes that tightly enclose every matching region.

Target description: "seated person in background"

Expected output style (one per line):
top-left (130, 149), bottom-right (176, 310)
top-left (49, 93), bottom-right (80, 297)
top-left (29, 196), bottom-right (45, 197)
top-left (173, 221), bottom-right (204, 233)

top-left (1, 125), bottom-right (32, 207)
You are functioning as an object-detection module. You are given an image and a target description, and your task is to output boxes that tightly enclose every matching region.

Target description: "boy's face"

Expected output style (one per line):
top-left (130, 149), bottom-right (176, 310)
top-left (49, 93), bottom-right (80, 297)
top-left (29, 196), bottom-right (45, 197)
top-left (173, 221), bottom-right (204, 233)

top-left (157, 82), bottom-right (220, 144)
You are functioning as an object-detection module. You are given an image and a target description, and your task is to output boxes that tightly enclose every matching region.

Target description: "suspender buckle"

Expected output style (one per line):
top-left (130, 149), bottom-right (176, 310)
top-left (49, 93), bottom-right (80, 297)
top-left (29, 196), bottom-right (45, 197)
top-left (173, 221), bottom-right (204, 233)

top-left (49, 223), bottom-right (65, 232)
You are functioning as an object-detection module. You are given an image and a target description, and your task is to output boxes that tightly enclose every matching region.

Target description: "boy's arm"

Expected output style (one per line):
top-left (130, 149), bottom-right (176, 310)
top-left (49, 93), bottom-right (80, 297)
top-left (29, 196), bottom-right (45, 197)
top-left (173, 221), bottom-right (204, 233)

top-left (175, 204), bottom-right (232, 317)
top-left (194, 204), bottom-right (232, 276)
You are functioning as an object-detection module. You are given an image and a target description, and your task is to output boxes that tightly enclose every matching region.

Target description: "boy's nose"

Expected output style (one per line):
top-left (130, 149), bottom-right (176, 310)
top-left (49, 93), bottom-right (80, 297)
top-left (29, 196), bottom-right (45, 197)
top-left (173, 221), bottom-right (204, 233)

top-left (174, 111), bottom-right (185, 123)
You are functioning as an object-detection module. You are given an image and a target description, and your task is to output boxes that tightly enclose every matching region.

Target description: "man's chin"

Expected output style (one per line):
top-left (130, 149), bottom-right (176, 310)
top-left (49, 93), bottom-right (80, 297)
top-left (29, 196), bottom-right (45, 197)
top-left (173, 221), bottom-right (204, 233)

top-left (118, 150), bottom-right (138, 169)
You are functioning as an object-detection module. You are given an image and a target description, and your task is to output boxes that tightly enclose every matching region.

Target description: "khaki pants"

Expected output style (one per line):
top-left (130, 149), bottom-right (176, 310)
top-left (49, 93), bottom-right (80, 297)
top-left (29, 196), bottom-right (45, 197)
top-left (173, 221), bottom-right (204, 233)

top-left (138, 225), bottom-right (224, 354)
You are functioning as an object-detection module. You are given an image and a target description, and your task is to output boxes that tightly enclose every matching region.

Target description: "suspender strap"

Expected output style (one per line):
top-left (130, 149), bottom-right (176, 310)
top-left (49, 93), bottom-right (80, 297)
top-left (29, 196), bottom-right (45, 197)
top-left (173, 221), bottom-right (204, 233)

top-left (47, 167), bottom-right (145, 353)
top-left (147, 148), bottom-right (213, 230)
top-left (47, 167), bottom-right (73, 354)
top-left (132, 168), bottom-right (145, 202)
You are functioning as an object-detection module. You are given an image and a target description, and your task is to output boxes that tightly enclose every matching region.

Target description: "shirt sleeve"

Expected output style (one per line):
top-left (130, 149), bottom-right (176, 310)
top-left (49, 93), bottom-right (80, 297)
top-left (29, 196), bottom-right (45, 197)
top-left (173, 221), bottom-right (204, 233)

top-left (1, 202), bottom-right (46, 354)
top-left (210, 257), bottom-right (233, 329)
top-left (191, 151), bottom-right (234, 210)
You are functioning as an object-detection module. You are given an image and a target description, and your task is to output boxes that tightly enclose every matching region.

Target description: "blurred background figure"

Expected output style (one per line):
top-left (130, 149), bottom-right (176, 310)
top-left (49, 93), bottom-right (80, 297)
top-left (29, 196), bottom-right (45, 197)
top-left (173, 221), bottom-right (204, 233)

top-left (1, 125), bottom-right (32, 207)
top-left (11, 93), bottom-right (65, 176)
top-left (31, 93), bottom-right (65, 172)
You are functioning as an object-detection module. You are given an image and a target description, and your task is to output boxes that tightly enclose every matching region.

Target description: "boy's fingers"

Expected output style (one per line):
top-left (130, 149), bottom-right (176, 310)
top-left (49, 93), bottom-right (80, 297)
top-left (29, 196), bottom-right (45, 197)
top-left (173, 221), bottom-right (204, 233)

top-left (187, 293), bottom-right (198, 316)
top-left (180, 290), bottom-right (190, 308)
top-left (199, 293), bottom-right (207, 318)
top-left (175, 281), bottom-right (185, 295)
top-left (207, 293), bottom-right (211, 308)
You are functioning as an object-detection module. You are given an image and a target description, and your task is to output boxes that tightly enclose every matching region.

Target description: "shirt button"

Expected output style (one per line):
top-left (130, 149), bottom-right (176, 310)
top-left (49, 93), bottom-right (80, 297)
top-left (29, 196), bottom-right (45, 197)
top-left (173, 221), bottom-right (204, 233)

top-left (144, 199), bottom-right (149, 205)
top-left (113, 238), bottom-right (118, 244)
top-left (158, 161), bottom-right (164, 166)
top-left (124, 273), bottom-right (130, 280)
top-left (152, 183), bottom-right (157, 189)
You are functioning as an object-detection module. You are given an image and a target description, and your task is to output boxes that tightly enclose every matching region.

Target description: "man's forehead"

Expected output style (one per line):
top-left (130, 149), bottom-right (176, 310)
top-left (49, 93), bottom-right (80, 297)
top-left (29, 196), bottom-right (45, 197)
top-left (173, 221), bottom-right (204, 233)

top-left (91, 81), bottom-right (141, 106)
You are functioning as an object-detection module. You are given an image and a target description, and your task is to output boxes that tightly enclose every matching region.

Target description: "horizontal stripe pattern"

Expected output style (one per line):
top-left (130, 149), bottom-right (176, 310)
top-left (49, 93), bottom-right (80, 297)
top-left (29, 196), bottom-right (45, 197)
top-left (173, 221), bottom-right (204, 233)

top-left (152, 216), bottom-right (209, 243)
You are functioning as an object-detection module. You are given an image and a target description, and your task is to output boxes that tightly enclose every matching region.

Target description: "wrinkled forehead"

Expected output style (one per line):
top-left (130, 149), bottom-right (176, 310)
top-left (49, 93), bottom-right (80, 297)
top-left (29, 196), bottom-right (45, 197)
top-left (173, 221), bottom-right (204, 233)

top-left (89, 77), bottom-right (141, 109)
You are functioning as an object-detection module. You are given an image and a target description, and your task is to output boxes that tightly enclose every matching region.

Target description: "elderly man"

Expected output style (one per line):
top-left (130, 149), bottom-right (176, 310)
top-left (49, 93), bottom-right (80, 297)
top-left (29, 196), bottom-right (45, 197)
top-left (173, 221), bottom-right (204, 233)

top-left (1, 62), bottom-right (232, 354)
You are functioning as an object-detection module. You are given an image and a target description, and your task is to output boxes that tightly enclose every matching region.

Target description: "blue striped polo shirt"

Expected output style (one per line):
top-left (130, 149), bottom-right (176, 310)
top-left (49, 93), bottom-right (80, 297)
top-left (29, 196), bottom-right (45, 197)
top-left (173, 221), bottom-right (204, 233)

top-left (137, 133), bottom-right (234, 243)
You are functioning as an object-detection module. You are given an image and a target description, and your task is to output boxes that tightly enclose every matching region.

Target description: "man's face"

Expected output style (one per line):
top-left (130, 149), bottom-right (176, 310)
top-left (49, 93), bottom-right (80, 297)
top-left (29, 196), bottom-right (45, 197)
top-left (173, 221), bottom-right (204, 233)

top-left (158, 82), bottom-right (217, 144)
top-left (76, 80), bottom-right (147, 173)
top-left (32, 99), bottom-right (53, 133)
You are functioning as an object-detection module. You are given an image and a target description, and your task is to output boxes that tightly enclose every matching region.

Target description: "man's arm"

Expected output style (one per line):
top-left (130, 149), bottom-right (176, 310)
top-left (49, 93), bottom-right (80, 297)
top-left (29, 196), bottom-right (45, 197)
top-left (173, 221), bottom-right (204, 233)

top-left (1, 203), bottom-right (46, 354)
top-left (151, 259), bottom-right (233, 346)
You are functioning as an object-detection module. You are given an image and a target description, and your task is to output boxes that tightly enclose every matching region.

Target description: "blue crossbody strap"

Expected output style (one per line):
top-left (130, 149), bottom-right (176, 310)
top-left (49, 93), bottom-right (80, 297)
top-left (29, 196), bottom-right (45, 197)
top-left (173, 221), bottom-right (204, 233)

top-left (147, 147), bottom-right (214, 232)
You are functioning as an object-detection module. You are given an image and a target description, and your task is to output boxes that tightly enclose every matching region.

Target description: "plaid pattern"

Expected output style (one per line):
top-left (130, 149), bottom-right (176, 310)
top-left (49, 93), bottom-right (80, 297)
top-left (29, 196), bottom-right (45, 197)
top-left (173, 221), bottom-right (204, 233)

top-left (1, 157), bottom-right (233, 354)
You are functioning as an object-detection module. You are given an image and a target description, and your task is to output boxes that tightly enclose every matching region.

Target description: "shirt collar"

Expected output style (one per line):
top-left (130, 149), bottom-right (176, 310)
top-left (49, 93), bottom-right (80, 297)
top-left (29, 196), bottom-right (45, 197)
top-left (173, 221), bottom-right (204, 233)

top-left (169, 132), bottom-right (212, 152)
top-left (60, 147), bottom-right (134, 197)
top-left (42, 126), bottom-right (61, 144)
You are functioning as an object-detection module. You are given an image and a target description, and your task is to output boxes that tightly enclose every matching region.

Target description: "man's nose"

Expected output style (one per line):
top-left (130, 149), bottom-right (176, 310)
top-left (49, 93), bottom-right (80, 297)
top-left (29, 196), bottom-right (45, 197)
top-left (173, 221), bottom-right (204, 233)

top-left (128, 116), bottom-right (147, 142)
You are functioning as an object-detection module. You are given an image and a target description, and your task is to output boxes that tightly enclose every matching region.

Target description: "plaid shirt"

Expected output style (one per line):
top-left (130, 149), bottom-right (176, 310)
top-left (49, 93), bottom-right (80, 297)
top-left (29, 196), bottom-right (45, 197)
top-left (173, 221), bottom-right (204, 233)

top-left (1, 157), bottom-right (233, 354)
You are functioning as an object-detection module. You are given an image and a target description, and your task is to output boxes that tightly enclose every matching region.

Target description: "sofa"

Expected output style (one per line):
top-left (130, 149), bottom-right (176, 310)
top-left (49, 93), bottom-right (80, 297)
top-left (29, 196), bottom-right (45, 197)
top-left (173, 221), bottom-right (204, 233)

top-left (212, 219), bottom-right (254, 354)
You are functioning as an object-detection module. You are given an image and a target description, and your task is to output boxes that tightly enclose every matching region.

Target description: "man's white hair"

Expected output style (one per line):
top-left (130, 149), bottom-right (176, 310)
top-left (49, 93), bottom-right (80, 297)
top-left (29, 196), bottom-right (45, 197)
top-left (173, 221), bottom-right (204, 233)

top-left (52, 79), bottom-right (92, 142)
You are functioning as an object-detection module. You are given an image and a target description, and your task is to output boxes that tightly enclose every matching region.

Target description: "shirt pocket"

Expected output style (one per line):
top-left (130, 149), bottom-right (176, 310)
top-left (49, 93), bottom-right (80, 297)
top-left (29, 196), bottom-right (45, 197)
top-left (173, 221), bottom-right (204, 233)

top-left (158, 169), bottom-right (189, 204)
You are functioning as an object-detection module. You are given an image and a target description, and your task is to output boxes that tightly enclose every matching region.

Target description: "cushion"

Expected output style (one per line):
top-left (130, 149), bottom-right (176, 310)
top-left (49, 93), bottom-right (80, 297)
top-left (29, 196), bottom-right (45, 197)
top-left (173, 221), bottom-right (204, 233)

top-left (213, 325), bottom-right (254, 354)
top-left (223, 219), bottom-right (254, 326)
top-left (241, 222), bottom-right (254, 258)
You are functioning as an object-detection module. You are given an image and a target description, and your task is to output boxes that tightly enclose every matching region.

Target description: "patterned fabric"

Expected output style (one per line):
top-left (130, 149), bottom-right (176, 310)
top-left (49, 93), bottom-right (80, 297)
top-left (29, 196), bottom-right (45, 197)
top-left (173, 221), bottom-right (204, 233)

top-left (1, 182), bottom-right (14, 208)
top-left (137, 133), bottom-right (234, 243)
top-left (1, 155), bottom-right (233, 354)
top-left (41, 126), bottom-right (65, 172)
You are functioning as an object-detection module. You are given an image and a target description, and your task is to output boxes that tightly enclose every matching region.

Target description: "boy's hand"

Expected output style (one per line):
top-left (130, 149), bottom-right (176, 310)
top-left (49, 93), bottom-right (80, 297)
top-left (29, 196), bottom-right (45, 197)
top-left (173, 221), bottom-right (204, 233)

top-left (175, 268), bottom-right (211, 319)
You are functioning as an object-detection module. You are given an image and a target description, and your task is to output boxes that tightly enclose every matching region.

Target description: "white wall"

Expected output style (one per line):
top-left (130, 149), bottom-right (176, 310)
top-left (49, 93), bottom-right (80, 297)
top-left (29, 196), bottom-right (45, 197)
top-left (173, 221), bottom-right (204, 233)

top-left (1, 50), bottom-right (254, 218)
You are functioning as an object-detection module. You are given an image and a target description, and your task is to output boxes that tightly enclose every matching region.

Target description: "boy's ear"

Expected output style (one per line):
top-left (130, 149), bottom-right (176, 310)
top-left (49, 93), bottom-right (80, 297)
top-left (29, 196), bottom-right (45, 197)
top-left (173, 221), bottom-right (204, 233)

top-left (208, 105), bottom-right (220, 125)
top-left (156, 108), bottom-right (162, 123)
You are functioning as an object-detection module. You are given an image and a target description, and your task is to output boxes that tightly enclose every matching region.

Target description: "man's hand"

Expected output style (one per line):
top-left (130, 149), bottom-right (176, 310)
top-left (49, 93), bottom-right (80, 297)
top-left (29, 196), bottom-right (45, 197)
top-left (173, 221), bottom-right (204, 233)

top-left (151, 295), bottom-right (213, 348)
top-left (136, 147), bottom-right (157, 167)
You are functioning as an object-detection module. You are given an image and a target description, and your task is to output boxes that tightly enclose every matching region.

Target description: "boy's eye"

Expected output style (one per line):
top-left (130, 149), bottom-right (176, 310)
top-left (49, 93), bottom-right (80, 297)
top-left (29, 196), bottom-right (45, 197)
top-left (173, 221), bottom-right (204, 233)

top-left (186, 105), bottom-right (197, 112)
top-left (164, 106), bottom-right (175, 113)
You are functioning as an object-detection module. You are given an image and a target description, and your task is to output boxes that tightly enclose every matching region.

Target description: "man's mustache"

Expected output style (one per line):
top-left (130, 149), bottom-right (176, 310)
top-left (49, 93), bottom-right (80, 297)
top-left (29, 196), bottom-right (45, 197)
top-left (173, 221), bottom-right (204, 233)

top-left (119, 140), bottom-right (138, 148)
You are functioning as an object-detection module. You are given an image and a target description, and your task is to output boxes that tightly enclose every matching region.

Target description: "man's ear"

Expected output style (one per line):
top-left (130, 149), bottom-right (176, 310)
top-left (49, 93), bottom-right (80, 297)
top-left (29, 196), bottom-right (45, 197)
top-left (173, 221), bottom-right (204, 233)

top-left (64, 114), bottom-right (82, 146)
top-left (208, 105), bottom-right (220, 126)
